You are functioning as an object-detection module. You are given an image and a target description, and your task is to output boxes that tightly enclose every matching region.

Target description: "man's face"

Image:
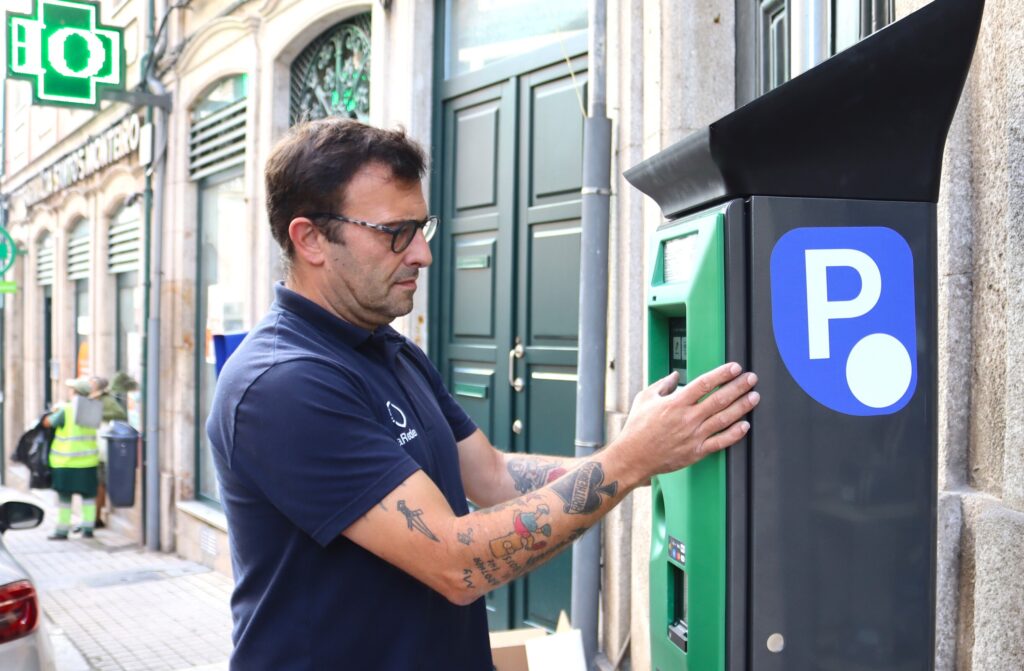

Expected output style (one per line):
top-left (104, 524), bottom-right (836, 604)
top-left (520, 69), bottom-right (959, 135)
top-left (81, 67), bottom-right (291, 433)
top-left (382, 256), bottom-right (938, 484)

top-left (317, 162), bottom-right (432, 330)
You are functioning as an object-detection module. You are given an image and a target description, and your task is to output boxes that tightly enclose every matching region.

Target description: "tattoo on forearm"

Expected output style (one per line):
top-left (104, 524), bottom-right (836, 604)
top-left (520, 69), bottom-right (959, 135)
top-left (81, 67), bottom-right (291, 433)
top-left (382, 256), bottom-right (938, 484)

top-left (397, 500), bottom-right (439, 542)
top-left (462, 569), bottom-right (475, 590)
top-left (458, 528), bottom-right (474, 545)
top-left (508, 458), bottom-right (567, 494)
top-left (525, 527), bottom-right (588, 570)
top-left (488, 504), bottom-right (553, 559)
top-left (473, 557), bottom-right (501, 586)
top-left (551, 462), bottom-right (619, 515)
top-left (500, 554), bottom-right (523, 576)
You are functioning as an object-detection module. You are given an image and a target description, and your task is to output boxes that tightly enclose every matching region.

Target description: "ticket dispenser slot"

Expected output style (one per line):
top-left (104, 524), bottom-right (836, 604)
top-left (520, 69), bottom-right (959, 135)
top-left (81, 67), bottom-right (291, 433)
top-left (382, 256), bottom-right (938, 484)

top-left (647, 208), bottom-right (726, 671)
top-left (668, 561), bottom-right (689, 652)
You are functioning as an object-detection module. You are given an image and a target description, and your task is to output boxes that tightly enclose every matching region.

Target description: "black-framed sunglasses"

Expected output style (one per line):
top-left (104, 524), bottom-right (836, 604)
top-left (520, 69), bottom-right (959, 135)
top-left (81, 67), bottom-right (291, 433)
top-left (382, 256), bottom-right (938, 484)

top-left (304, 212), bottom-right (439, 253)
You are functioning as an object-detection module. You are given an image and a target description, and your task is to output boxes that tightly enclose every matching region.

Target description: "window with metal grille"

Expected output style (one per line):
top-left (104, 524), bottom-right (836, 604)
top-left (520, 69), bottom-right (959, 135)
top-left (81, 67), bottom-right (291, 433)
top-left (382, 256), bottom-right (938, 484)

top-left (831, 0), bottom-right (894, 55)
top-left (108, 202), bottom-right (142, 274)
top-left (289, 13), bottom-right (371, 126)
top-left (737, 0), bottom-right (896, 104)
top-left (67, 218), bottom-right (91, 280)
top-left (36, 233), bottom-right (54, 286)
top-left (758, 0), bottom-right (789, 95)
top-left (189, 75), bottom-right (247, 181)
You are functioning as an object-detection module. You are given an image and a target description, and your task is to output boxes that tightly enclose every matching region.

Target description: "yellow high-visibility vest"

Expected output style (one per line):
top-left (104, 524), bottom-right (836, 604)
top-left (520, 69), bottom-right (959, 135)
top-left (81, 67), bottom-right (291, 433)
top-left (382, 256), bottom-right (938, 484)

top-left (49, 402), bottom-right (99, 469)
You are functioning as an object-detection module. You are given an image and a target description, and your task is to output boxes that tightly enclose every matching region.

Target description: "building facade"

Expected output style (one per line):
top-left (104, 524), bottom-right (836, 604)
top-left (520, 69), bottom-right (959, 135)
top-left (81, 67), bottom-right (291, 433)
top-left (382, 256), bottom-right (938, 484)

top-left (1, 0), bottom-right (1020, 669)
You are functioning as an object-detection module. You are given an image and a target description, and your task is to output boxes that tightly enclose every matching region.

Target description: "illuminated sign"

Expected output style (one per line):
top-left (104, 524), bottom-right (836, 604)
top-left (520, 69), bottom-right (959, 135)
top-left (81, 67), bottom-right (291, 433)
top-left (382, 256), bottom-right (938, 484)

top-left (6, 0), bottom-right (125, 108)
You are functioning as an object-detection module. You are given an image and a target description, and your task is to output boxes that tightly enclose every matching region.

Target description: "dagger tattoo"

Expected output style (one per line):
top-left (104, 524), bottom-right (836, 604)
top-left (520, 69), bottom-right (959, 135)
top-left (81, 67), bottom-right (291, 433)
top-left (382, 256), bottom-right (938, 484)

top-left (397, 500), bottom-right (440, 542)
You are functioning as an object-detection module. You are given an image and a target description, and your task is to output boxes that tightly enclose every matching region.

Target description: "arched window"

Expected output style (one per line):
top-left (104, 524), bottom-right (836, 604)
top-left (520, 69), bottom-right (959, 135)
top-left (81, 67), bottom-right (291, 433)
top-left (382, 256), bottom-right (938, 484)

top-left (192, 76), bottom-right (249, 504)
top-left (290, 13), bottom-right (371, 125)
top-left (67, 218), bottom-right (91, 377)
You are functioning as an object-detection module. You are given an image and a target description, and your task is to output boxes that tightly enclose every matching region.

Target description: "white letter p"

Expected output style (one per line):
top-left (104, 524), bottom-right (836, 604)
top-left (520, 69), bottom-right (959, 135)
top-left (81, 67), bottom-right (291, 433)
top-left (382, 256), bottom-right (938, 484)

top-left (804, 249), bottom-right (881, 359)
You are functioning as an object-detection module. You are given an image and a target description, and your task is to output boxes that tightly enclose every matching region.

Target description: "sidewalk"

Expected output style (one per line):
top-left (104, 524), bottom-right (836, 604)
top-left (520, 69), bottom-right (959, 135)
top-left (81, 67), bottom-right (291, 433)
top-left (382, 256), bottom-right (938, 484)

top-left (4, 489), bottom-right (233, 671)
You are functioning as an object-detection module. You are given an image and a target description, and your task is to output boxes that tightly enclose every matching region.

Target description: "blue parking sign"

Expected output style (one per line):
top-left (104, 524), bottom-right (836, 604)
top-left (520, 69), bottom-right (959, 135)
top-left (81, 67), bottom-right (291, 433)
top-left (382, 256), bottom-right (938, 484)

top-left (770, 226), bottom-right (917, 416)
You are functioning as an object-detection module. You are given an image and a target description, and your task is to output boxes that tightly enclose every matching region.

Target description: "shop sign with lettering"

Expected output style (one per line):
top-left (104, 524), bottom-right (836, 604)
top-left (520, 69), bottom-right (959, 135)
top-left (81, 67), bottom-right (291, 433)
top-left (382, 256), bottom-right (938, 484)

top-left (6, 0), bottom-right (125, 108)
top-left (15, 113), bottom-right (144, 209)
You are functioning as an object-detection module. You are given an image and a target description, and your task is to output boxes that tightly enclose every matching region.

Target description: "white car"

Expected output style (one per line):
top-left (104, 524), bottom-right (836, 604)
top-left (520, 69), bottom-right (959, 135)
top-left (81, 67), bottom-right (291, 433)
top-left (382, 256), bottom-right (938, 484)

top-left (0, 487), bottom-right (55, 671)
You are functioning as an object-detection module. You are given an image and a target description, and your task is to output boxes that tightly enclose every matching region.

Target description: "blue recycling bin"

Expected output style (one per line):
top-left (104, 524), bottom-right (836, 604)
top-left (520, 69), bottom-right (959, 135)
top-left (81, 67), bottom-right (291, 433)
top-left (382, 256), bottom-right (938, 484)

top-left (102, 421), bottom-right (139, 507)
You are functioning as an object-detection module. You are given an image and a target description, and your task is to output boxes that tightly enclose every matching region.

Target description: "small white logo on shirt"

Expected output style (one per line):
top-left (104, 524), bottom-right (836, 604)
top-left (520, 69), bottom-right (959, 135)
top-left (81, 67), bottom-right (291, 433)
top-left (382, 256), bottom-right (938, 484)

top-left (386, 401), bottom-right (407, 428)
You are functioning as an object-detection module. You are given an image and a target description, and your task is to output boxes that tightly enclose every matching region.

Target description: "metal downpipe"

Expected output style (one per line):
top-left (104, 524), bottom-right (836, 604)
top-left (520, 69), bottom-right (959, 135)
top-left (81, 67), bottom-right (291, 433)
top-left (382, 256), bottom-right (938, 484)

top-left (143, 73), bottom-right (167, 552)
top-left (572, 0), bottom-right (611, 666)
top-left (141, 0), bottom-right (168, 553)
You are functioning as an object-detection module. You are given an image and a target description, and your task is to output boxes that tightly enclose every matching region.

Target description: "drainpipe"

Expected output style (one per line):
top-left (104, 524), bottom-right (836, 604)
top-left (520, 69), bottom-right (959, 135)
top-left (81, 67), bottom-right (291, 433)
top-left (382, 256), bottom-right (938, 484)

top-left (572, 0), bottom-right (611, 666)
top-left (141, 0), bottom-right (168, 552)
top-left (143, 75), bottom-right (167, 552)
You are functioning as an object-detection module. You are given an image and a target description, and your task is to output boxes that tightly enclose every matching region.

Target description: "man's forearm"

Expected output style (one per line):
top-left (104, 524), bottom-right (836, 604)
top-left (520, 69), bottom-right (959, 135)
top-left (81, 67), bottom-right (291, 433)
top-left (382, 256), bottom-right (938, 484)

top-left (450, 444), bottom-right (641, 602)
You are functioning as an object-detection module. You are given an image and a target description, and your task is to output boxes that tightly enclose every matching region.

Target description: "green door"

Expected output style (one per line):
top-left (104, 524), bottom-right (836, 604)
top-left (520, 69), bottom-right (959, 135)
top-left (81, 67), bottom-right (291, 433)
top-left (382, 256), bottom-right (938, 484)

top-left (434, 38), bottom-right (587, 631)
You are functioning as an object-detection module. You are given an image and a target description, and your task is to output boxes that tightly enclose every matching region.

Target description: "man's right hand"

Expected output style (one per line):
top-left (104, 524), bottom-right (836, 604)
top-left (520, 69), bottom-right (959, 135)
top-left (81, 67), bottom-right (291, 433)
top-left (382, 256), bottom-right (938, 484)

top-left (614, 363), bottom-right (759, 483)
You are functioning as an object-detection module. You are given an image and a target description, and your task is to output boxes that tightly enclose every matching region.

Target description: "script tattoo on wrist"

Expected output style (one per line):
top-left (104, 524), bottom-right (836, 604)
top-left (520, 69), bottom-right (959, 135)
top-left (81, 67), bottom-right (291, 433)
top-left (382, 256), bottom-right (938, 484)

top-left (507, 458), bottom-right (568, 494)
top-left (397, 500), bottom-right (440, 542)
top-left (551, 462), bottom-right (618, 515)
top-left (472, 557), bottom-right (501, 586)
top-left (462, 569), bottom-right (475, 590)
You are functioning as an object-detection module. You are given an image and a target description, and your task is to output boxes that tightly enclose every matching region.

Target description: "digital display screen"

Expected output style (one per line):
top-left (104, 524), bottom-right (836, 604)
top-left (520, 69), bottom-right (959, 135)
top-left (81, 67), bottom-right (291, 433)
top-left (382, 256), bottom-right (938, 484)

top-left (663, 233), bottom-right (698, 283)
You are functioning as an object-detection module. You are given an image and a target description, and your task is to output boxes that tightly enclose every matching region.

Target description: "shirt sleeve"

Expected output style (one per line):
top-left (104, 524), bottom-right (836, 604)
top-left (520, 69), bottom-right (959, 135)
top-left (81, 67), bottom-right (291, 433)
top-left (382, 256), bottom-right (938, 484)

top-left (405, 346), bottom-right (477, 442)
top-left (230, 358), bottom-right (421, 547)
top-left (47, 408), bottom-right (65, 428)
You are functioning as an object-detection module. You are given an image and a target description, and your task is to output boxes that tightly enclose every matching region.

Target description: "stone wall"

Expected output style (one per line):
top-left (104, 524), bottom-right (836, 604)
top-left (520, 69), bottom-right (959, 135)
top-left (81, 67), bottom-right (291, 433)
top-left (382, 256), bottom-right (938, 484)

top-left (907, 0), bottom-right (1024, 667)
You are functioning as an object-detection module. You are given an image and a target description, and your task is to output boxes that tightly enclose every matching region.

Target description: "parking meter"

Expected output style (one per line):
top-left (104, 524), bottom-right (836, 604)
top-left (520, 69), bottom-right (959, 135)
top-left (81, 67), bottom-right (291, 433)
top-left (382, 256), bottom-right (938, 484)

top-left (623, 0), bottom-right (984, 669)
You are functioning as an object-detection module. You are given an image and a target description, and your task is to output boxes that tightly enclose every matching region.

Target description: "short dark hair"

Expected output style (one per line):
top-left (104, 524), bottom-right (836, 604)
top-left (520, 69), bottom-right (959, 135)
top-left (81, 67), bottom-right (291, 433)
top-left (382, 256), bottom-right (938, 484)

top-left (264, 118), bottom-right (427, 260)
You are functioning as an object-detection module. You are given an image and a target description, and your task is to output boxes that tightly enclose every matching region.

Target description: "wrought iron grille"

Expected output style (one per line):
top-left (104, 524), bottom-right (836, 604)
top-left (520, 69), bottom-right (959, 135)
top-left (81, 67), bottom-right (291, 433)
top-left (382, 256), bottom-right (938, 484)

top-left (290, 13), bottom-right (371, 126)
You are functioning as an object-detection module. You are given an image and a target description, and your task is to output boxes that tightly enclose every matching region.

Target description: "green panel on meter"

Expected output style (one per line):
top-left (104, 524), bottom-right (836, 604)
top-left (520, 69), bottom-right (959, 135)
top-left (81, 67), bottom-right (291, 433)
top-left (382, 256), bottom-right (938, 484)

top-left (647, 206), bottom-right (726, 671)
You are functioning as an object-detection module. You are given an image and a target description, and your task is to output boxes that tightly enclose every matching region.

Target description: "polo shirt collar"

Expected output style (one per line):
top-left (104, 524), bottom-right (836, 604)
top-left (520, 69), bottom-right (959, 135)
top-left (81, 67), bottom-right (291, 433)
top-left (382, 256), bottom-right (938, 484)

top-left (272, 282), bottom-right (406, 364)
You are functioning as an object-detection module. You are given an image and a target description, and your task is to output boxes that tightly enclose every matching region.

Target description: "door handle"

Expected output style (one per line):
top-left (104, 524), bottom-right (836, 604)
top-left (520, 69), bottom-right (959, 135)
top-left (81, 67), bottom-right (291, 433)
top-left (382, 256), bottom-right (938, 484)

top-left (508, 340), bottom-right (524, 392)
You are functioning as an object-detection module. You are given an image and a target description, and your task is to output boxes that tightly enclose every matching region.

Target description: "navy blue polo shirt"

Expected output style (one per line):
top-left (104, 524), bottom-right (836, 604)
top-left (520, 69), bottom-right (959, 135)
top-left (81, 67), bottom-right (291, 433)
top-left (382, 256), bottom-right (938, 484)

top-left (207, 283), bottom-right (491, 670)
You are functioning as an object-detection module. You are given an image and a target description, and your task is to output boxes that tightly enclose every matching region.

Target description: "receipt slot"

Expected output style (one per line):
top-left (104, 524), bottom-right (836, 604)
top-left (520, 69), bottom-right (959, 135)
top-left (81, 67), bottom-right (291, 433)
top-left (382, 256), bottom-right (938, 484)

top-left (624, 1), bottom-right (983, 669)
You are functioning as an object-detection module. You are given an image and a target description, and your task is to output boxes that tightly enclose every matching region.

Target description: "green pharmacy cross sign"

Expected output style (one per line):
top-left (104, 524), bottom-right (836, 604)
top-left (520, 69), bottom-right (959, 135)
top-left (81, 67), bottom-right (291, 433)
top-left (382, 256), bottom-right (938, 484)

top-left (7, 0), bottom-right (125, 109)
top-left (0, 226), bottom-right (18, 277)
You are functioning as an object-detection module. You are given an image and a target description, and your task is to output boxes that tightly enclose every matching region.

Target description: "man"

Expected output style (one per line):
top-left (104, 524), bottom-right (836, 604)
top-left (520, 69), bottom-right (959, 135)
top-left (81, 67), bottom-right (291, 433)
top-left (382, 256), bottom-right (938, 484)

top-left (207, 118), bottom-right (759, 670)
top-left (43, 376), bottom-right (106, 539)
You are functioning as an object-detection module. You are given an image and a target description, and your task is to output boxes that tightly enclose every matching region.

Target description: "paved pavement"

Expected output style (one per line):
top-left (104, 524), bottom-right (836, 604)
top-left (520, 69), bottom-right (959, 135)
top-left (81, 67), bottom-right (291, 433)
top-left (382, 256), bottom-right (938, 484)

top-left (4, 490), bottom-right (233, 671)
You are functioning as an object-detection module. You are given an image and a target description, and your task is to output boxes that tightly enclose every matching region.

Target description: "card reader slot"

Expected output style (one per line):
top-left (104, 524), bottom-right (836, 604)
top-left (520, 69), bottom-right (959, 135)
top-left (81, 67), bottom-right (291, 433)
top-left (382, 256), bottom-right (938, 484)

top-left (668, 314), bottom-right (687, 384)
top-left (668, 562), bottom-right (688, 653)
